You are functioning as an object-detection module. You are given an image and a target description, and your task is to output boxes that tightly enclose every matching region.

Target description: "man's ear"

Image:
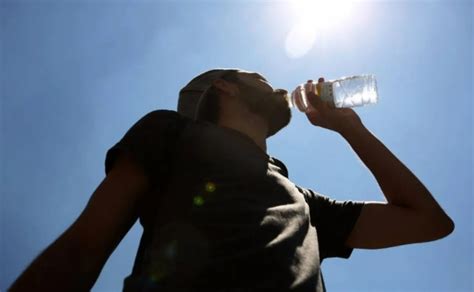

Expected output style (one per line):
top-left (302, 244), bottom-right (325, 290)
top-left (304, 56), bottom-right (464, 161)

top-left (212, 79), bottom-right (239, 97)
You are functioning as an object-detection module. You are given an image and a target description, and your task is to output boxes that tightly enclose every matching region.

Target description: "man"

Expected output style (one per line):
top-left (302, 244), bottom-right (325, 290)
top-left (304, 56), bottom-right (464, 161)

top-left (10, 68), bottom-right (454, 291)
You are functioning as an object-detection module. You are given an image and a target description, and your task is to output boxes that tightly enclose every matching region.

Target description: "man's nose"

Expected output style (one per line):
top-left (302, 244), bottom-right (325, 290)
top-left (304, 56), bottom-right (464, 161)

top-left (275, 89), bottom-right (288, 95)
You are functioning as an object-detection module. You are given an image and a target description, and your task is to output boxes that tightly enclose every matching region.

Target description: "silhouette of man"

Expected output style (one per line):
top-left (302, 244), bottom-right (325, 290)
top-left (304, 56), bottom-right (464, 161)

top-left (10, 68), bottom-right (454, 292)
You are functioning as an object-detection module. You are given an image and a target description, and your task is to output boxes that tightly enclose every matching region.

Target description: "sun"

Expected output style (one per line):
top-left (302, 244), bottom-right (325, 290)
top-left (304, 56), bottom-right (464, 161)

top-left (291, 0), bottom-right (353, 30)
top-left (285, 0), bottom-right (354, 58)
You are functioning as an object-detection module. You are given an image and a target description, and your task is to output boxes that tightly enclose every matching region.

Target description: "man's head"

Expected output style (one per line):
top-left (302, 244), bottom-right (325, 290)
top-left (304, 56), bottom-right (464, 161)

top-left (178, 68), bottom-right (291, 137)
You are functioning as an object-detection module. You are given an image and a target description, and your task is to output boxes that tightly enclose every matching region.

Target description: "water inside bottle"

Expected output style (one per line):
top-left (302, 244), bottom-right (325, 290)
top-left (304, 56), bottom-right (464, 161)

top-left (332, 75), bottom-right (378, 108)
top-left (290, 75), bottom-right (378, 111)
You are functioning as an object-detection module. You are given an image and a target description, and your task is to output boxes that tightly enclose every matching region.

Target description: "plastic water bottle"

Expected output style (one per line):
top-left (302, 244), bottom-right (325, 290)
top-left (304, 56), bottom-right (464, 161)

top-left (290, 75), bottom-right (379, 112)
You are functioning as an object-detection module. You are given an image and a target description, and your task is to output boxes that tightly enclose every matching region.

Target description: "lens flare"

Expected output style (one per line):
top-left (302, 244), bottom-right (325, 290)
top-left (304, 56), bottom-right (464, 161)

top-left (285, 0), bottom-right (354, 58)
top-left (193, 196), bottom-right (205, 206)
top-left (205, 182), bottom-right (216, 193)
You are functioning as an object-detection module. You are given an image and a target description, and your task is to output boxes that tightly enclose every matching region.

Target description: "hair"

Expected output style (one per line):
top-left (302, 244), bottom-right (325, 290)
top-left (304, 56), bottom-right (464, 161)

top-left (195, 71), bottom-right (240, 124)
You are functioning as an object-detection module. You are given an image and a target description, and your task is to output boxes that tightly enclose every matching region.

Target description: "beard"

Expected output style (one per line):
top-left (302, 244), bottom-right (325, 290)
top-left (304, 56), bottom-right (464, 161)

top-left (238, 88), bottom-right (292, 137)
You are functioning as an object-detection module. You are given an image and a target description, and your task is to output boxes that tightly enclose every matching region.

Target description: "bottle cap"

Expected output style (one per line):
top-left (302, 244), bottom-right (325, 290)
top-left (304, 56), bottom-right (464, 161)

top-left (290, 85), bottom-right (310, 112)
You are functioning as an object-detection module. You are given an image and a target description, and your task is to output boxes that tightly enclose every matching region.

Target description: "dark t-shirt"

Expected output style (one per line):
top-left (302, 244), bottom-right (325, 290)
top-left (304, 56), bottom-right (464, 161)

top-left (105, 110), bottom-right (365, 292)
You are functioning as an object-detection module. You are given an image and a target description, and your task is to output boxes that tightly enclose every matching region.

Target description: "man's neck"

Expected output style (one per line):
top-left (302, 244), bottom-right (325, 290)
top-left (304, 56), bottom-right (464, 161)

top-left (218, 108), bottom-right (268, 153)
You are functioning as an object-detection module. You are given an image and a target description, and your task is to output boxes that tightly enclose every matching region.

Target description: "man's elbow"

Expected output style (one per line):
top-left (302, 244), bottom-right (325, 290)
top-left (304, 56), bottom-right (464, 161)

top-left (440, 216), bottom-right (455, 237)
top-left (430, 214), bottom-right (455, 240)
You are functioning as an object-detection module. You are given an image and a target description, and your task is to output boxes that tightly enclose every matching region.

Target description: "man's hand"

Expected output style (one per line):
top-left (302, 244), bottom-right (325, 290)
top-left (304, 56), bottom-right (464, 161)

top-left (305, 77), bottom-right (363, 134)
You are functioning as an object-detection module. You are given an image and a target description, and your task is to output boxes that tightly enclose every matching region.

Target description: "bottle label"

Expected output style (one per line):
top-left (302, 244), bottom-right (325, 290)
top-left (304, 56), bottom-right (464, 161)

top-left (319, 82), bottom-right (334, 103)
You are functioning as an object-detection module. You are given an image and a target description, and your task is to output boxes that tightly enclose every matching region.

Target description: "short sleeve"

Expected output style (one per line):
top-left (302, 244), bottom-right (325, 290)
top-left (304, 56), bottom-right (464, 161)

top-left (105, 110), bottom-right (184, 188)
top-left (297, 186), bottom-right (365, 260)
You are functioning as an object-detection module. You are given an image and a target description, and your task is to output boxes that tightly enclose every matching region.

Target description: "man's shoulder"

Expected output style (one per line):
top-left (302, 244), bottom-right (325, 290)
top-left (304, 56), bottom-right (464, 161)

top-left (136, 109), bottom-right (194, 129)
top-left (144, 109), bottom-right (187, 120)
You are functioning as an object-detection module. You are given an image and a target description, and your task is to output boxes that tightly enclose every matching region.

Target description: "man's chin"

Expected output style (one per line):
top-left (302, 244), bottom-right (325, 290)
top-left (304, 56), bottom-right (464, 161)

top-left (267, 107), bottom-right (291, 137)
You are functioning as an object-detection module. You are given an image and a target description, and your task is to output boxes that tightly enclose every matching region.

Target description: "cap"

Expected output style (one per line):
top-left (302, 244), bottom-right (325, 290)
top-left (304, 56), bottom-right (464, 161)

top-left (178, 68), bottom-right (243, 120)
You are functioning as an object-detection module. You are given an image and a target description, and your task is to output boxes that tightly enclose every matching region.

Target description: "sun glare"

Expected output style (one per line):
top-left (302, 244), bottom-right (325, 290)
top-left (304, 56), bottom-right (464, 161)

top-left (285, 0), bottom-right (354, 58)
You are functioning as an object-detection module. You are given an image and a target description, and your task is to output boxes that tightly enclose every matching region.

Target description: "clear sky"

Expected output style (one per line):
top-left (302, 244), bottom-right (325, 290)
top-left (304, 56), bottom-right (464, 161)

top-left (1, 0), bottom-right (472, 291)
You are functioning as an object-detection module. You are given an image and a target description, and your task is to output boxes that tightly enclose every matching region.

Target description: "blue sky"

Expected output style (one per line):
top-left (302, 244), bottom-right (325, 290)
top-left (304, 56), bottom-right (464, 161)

top-left (1, 0), bottom-right (472, 291)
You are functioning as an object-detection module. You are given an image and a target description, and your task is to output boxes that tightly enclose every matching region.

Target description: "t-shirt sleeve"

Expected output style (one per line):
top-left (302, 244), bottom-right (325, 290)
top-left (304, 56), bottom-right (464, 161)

top-left (297, 186), bottom-right (366, 260)
top-left (104, 109), bottom-right (183, 188)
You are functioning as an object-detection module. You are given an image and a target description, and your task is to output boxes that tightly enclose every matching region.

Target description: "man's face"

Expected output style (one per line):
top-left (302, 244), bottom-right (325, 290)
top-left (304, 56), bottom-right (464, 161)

top-left (233, 72), bottom-right (292, 137)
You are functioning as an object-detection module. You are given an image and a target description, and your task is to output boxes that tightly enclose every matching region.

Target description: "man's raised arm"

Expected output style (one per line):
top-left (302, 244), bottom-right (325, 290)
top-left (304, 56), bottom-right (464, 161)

top-left (305, 84), bottom-right (454, 249)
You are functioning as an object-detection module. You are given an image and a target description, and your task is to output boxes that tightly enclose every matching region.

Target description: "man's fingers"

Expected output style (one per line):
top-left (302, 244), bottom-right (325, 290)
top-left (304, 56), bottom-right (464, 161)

top-left (316, 77), bottom-right (325, 100)
top-left (307, 77), bottom-right (327, 110)
top-left (306, 91), bottom-right (323, 109)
